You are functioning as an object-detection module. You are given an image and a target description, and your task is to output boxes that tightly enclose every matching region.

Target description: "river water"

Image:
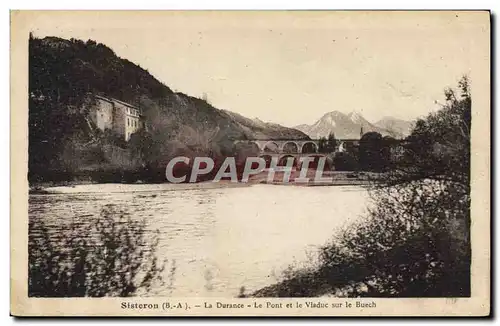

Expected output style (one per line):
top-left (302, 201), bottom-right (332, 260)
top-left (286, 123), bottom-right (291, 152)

top-left (29, 183), bottom-right (369, 297)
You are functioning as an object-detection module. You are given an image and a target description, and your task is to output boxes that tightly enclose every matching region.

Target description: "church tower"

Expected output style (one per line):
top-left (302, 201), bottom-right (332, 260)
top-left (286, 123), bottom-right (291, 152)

top-left (360, 126), bottom-right (364, 138)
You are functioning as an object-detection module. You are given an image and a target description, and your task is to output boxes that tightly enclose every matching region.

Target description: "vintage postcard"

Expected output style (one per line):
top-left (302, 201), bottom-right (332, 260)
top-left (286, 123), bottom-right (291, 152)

top-left (10, 10), bottom-right (490, 316)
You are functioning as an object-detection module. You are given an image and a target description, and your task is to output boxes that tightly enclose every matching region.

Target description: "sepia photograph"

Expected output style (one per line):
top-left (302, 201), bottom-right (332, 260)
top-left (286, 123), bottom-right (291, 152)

top-left (10, 10), bottom-right (490, 316)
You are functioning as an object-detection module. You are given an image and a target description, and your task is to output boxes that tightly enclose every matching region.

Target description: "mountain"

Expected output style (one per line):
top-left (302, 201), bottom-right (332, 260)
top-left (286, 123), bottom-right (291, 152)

top-left (294, 111), bottom-right (407, 139)
top-left (374, 117), bottom-right (414, 138)
top-left (293, 124), bottom-right (312, 134)
top-left (29, 36), bottom-right (308, 178)
top-left (223, 111), bottom-right (307, 140)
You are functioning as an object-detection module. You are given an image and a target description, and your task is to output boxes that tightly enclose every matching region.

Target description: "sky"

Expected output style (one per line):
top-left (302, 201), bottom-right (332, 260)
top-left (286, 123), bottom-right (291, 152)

top-left (27, 11), bottom-right (489, 127)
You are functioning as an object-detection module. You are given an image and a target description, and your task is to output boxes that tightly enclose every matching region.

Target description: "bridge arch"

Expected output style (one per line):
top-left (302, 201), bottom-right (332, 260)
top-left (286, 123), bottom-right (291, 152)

top-left (282, 141), bottom-right (299, 153)
top-left (263, 141), bottom-right (280, 153)
top-left (248, 141), bottom-right (262, 152)
top-left (301, 141), bottom-right (318, 154)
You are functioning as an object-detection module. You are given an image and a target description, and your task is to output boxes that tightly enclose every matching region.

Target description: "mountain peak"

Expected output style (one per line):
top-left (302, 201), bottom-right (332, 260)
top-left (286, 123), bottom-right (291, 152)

top-left (347, 111), bottom-right (365, 124)
top-left (323, 110), bottom-right (345, 117)
top-left (294, 110), bottom-right (406, 139)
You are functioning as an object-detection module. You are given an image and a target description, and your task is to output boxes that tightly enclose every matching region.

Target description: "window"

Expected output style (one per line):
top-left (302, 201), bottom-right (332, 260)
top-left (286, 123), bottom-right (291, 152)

top-left (127, 118), bottom-right (130, 127)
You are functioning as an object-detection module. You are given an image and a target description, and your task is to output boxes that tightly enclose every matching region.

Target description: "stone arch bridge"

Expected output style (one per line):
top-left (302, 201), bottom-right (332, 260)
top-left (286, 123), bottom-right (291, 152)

top-left (233, 139), bottom-right (361, 169)
top-left (233, 139), bottom-right (359, 154)
top-left (234, 139), bottom-right (320, 154)
top-left (234, 139), bottom-right (323, 169)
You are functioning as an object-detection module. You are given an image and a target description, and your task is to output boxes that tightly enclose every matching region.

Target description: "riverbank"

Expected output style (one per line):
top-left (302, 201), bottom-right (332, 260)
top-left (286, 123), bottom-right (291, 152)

top-left (30, 170), bottom-right (373, 194)
top-left (30, 180), bottom-right (250, 195)
top-left (254, 170), bottom-right (372, 186)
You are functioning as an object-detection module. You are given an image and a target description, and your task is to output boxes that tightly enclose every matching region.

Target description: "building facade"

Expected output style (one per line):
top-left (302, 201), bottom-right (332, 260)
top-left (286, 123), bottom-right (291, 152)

top-left (90, 95), bottom-right (144, 141)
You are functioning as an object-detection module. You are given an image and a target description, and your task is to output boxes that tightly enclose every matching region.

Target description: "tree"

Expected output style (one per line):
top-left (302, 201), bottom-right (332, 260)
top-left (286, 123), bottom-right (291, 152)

top-left (380, 135), bottom-right (398, 168)
top-left (202, 92), bottom-right (210, 104)
top-left (391, 75), bottom-right (471, 189)
top-left (359, 132), bottom-right (383, 171)
top-left (318, 137), bottom-right (328, 153)
top-left (370, 75), bottom-right (471, 295)
top-left (326, 132), bottom-right (337, 153)
top-left (333, 152), bottom-right (358, 171)
top-left (318, 132), bottom-right (337, 154)
top-left (128, 129), bottom-right (154, 162)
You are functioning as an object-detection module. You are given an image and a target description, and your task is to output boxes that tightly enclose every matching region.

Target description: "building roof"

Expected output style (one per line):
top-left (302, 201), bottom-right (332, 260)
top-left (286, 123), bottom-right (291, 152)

top-left (94, 94), bottom-right (141, 112)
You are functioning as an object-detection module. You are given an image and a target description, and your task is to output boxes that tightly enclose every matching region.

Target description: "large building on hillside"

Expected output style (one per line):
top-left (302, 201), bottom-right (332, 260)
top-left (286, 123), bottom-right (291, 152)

top-left (89, 95), bottom-right (145, 141)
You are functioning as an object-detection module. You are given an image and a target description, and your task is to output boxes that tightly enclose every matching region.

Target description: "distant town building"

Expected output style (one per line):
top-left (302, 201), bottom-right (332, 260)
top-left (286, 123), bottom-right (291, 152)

top-left (89, 95), bottom-right (145, 141)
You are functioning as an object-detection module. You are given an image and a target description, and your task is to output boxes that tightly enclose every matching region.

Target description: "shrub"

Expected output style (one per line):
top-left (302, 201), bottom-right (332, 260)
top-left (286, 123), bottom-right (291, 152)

top-left (318, 180), bottom-right (469, 297)
top-left (29, 205), bottom-right (166, 297)
top-left (333, 152), bottom-right (358, 171)
top-left (254, 179), bottom-right (469, 297)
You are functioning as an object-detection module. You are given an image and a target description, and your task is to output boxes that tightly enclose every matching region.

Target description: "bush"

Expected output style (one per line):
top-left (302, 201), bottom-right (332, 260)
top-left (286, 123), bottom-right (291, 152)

top-left (319, 180), bottom-right (469, 297)
top-left (333, 152), bottom-right (358, 171)
top-left (254, 179), bottom-right (469, 297)
top-left (29, 205), bottom-right (166, 297)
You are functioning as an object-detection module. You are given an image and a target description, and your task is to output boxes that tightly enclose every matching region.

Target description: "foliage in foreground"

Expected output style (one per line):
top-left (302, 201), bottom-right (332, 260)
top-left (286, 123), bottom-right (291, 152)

top-left (254, 180), bottom-right (469, 297)
top-left (29, 205), bottom-right (166, 297)
top-left (254, 76), bottom-right (471, 298)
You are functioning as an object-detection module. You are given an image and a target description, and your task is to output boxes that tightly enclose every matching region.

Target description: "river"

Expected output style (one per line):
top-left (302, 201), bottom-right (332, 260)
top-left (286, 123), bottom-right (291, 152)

top-left (29, 183), bottom-right (369, 297)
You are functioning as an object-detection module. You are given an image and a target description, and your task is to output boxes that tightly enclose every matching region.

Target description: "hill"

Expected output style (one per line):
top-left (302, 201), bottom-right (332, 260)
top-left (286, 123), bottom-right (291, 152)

top-left (28, 35), bottom-right (308, 181)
